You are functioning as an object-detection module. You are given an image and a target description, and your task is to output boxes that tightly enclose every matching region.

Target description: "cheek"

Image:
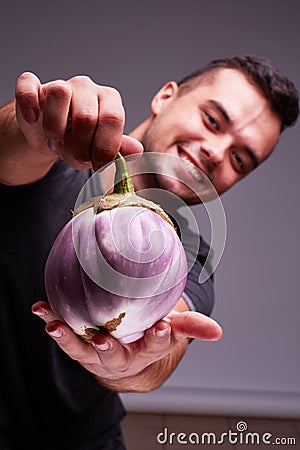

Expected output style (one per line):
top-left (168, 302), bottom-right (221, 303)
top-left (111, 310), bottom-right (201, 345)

top-left (212, 166), bottom-right (238, 195)
top-left (143, 121), bottom-right (173, 152)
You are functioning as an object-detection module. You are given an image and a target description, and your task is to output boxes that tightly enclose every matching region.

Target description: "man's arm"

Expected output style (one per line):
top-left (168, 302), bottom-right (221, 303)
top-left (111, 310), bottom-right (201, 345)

top-left (32, 298), bottom-right (222, 393)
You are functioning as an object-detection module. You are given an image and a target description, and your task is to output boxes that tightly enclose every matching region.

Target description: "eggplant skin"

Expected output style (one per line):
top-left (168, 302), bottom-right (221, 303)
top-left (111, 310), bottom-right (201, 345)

top-left (45, 205), bottom-right (187, 344)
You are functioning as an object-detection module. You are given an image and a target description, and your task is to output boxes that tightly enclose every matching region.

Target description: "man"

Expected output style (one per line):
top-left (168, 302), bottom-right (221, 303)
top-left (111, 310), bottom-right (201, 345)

top-left (0, 56), bottom-right (298, 449)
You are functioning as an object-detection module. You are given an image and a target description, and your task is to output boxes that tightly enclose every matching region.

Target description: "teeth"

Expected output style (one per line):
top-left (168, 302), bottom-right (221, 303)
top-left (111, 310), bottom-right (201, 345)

top-left (180, 156), bottom-right (204, 182)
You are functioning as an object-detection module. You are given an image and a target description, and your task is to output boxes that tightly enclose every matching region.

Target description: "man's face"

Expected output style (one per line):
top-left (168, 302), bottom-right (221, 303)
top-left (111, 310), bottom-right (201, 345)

top-left (139, 69), bottom-right (281, 204)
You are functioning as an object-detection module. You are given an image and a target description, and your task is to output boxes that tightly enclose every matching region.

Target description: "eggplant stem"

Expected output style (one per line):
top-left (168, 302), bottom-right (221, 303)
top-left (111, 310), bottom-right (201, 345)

top-left (113, 152), bottom-right (135, 194)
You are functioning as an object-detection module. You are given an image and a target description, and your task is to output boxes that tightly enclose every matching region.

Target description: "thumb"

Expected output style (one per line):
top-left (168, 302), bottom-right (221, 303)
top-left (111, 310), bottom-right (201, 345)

top-left (167, 311), bottom-right (223, 341)
top-left (120, 134), bottom-right (144, 156)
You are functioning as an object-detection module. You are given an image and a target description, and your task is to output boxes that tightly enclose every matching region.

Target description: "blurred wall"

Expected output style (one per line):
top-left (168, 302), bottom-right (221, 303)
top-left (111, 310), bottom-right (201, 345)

top-left (2, 0), bottom-right (299, 417)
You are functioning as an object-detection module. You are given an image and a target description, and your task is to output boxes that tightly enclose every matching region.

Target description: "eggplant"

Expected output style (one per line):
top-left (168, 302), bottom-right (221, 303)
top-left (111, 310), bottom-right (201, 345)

top-left (44, 154), bottom-right (187, 344)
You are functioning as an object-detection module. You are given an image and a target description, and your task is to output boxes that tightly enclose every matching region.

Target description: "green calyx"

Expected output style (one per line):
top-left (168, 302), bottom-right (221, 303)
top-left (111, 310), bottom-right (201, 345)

top-left (113, 152), bottom-right (135, 194)
top-left (73, 153), bottom-right (175, 230)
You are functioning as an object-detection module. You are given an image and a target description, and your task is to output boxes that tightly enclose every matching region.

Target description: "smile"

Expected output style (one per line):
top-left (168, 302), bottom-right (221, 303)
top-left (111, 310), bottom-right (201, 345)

top-left (180, 156), bottom-right (204, 181)
top-left (178, 149), bottom-right (209, 184)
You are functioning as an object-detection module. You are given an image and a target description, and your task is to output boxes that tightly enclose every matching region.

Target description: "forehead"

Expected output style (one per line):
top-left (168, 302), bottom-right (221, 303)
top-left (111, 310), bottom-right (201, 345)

top-left (193, 68), bottom-right (265, 110)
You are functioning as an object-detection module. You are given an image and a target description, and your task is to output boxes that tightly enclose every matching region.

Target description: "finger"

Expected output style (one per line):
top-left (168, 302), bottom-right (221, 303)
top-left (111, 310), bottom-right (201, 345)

top-left (65, 76), bottom-right (99, 163)
top-left (42, 80), bottom-right (72, 151)
top-left (45, 320), bottom-right (95, 364)
top-left (119, 135), bottom-right (144, 157)
top-left (92, 333), bottom-right (131, 373)
top-left (31, 300), bottom-right (58, 322)
top-left (141, 320), bottom-right (172, 354)
top-left (15, 71), bottom-right (41, 124)
top-left (15, 72), bottom-right (50, 153)
top-left (91, 86), bottom-right (125, 170)
top-left (168, 311), bottom-right (223, 341)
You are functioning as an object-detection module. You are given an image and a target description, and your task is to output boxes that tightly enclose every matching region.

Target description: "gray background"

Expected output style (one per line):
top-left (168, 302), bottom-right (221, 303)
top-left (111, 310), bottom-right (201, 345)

top-left (2, 0), bottom-right (299, 417)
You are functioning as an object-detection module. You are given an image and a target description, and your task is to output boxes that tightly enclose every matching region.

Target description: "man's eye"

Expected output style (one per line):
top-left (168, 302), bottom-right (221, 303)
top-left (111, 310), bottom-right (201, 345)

top-left (206, 113), bottom-right (218, 130)
top-left (232, 151), bottom-right (245, 171)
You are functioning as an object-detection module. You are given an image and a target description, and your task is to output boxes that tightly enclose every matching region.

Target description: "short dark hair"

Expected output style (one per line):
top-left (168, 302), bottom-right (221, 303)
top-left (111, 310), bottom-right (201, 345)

top-left (178, 55), bottom-right (299, 132)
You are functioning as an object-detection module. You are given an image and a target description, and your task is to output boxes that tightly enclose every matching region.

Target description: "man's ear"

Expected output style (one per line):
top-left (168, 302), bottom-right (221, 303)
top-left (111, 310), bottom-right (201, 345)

top-left (151, 81), bottom-right (179, 115)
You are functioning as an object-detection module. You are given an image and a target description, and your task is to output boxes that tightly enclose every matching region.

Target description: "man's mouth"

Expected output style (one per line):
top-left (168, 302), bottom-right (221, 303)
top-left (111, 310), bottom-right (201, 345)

top-left (180, 155), bottom-right (204, 182)
top-left (178, 146), bottom-right (209, 183)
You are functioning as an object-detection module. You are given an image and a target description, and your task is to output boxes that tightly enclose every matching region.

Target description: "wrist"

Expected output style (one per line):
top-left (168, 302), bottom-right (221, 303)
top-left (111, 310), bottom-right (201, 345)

top-left (0, 100), bottom-right (58, 186)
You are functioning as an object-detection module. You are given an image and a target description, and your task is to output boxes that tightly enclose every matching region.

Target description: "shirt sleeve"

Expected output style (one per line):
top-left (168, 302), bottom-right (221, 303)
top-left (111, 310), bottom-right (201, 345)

top-left (75, 169), bottom-right (105, 204)
top-left (173, 210), bottom-right (215, 317)
top-left (183, 242), bottom-right (215, 316)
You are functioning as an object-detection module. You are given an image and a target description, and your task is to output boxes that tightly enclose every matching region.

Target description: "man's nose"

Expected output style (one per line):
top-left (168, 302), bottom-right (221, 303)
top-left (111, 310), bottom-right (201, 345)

top-left (200, 139), bottom-right (229, 165)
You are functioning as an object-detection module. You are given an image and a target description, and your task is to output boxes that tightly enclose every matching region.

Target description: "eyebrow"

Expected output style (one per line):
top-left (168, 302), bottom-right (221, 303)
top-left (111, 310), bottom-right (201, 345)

top-left (209, 99), bottom-right (232, 125)
top-left (244, 145), bottom-right (259, 169)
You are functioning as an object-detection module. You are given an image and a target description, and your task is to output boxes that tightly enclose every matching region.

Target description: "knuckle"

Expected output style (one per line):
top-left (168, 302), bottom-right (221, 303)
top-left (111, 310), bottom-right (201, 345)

top-left (69, 75), bottom-right (94, 88)
top-left (78, 75), bottom-right (93, 84)
top-left (74, 110), bottom-right (97, 128)
top-left (103, 86), bottom-right (122, 101)
top-left (73, 75), bottom-right (92, 83)
top-left (15, 73), bottom-right (39, 106)
top-left (45, 80), bottom-right (72, 102)
top-left (92, 147), bottom-right (119, 168)
top-left (100, 85), bottom-right (124, 105)
top-left (17, 71), bottom-right (34, 85)
top-left (100, 109), bottom-right (124, 129)
top-left (15, 89), bottom-right (36, 106)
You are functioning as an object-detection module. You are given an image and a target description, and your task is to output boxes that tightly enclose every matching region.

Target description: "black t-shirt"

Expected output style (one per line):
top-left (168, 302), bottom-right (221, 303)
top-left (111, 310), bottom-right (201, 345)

top-left (0, 160), bottom-right (214, 449)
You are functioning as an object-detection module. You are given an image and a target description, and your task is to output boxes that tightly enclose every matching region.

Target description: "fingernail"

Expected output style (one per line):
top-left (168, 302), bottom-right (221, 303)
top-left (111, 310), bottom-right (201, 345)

top-left (47, 327), bottom-right (63, 338)
top-left (47, 138), bottom-right (62, 152)
top-left (94, 340), bottom-right (111, 351)
top-left (32, 307), bottom-right (48, 317)
top-left (24, 108), bottom-right (39, 124)
top-left (155, 326), bottom-right (169, 338)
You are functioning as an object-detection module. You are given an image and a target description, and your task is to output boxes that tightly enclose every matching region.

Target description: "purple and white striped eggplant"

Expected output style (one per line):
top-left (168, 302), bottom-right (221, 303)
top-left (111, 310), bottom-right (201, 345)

top-left (44, 154), bottom-right (187, 344)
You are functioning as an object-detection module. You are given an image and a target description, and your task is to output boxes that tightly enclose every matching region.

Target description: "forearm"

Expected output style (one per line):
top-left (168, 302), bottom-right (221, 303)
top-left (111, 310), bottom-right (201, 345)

top-left (97, 336), bottom-right (189, 393)
top-left (0, 101), bottom-right (57, 186)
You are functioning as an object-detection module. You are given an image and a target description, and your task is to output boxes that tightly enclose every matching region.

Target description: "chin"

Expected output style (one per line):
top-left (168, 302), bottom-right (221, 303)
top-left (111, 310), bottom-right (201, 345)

top-left (154, 174), bottom-right (199, 204)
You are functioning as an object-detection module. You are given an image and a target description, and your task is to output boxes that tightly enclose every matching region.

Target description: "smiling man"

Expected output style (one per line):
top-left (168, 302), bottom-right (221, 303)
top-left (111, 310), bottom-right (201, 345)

top-left (130, 57), bottom-right (292, 202)
top-left (0, 56), bottom-right (298, 449)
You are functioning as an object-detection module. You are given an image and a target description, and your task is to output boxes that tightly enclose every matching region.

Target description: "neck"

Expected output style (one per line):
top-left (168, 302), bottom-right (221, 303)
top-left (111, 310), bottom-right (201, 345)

top-left (129, 116), bottom-right (152, 141)
top-left (128, 116), bottom-right (157, 193)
